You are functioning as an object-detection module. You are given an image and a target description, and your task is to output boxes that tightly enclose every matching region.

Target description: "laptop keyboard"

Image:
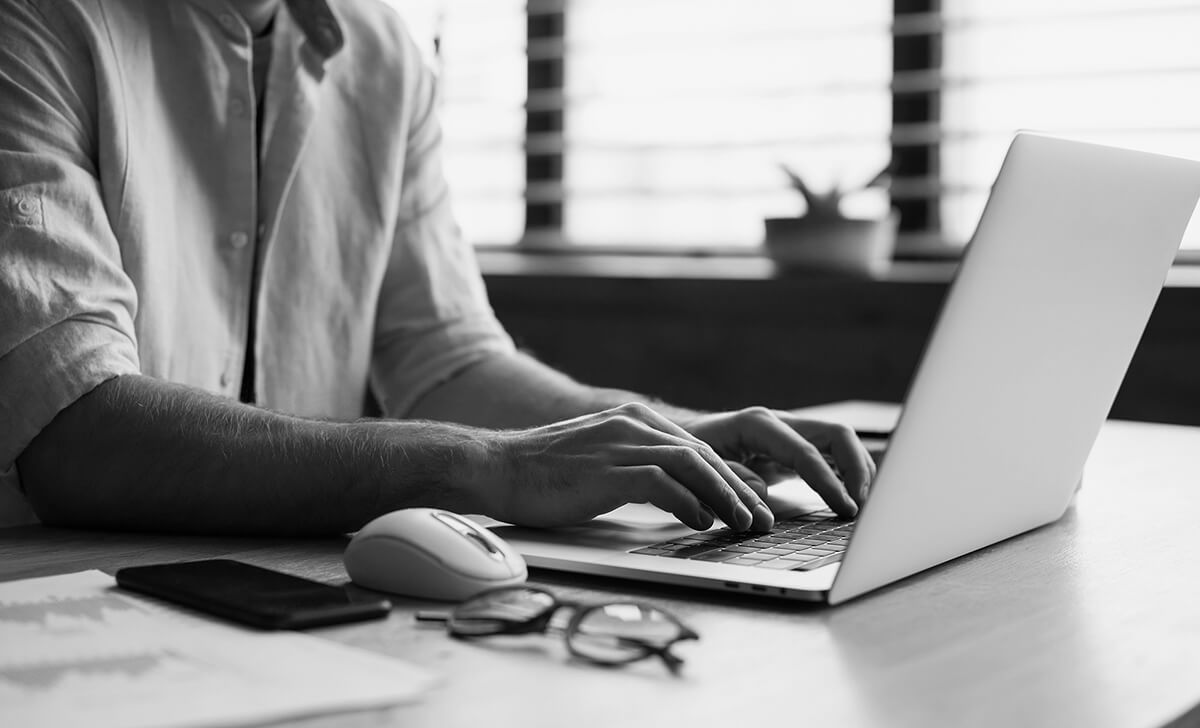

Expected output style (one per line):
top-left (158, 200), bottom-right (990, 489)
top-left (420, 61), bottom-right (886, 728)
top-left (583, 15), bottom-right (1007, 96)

top-left (629, 510), bottom-right (854, 571)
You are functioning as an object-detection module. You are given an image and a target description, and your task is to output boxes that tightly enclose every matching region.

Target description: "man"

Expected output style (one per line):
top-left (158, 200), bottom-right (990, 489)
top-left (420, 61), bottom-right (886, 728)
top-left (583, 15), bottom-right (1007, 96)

top-left (0, 0), bottom-right (873, 534)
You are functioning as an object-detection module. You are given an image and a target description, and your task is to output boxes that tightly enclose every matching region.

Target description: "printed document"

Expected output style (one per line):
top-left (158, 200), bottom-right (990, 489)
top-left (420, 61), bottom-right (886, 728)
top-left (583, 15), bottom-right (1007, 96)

top-left (0, 570), bottom-right (435, 728)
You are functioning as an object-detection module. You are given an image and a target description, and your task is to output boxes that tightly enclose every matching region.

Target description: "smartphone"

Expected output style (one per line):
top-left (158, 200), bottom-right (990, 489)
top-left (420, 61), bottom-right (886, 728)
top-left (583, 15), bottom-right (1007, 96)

top-left (116, 559), bottom-right (391, 630)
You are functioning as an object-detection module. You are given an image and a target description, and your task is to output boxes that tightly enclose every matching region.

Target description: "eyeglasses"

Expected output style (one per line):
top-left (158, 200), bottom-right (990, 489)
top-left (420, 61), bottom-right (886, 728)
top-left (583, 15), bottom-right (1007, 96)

top-left (415, 586), bottom-right (699, 674)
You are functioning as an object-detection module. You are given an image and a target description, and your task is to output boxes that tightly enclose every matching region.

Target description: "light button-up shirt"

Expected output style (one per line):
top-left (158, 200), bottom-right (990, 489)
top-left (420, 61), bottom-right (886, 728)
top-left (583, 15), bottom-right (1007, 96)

top-left (0, 0), bottom-right (515, 524)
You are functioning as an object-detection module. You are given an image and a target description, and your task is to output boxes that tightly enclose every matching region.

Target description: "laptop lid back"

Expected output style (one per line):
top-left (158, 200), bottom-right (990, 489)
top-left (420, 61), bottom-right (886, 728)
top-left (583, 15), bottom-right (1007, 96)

top-left (829, 134), bottom-right (1200, 605)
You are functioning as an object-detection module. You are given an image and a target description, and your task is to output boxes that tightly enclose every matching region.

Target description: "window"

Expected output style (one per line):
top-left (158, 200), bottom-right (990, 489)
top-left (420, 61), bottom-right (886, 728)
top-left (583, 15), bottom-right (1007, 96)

top-left (554, 1), bottom-right (893, 248)
top-left (379, 0), bottom-right (527, 246)
top-left (382, 1), bottom-right (1200, 255)
top-left (939, 0), bottom-right (1200, 251)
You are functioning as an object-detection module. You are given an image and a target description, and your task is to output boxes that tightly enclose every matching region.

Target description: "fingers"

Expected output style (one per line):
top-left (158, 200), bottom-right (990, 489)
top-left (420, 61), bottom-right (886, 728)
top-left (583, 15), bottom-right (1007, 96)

top-left (727, 461), bottom-right (768, 501)
top-left (514, 402), bottom-right (874, 530)
top-left (727, 461), bottom-right (774, 530)
top-left (802, 421), bottom-right (874, 505)
top-left (627, 404), bottom-right (771, 523)
top-left (617, 466), bottom-right (714, 531)
top-left (733, 409), bottom-right (860, 518)
top-left (602, 404), bottom-right (770, 530)
top-left (614, 445), bottom-right (763, 530)
top-left (536, 403), bottom-right (776, 530)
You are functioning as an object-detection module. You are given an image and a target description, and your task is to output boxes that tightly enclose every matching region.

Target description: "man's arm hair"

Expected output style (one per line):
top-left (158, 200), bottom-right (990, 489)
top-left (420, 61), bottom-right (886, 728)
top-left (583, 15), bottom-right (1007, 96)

top-left (17, 375), bottom-right (490, 535)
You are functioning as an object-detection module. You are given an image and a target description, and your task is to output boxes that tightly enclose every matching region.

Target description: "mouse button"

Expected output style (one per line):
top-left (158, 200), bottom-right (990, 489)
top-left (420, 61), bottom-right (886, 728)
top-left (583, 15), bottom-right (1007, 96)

top-left (345, 536), bottom-right (464, 600)
top-left (431, 511), bottom-right (507, 561)
top-left (355, 509), bottom-right (412, 538)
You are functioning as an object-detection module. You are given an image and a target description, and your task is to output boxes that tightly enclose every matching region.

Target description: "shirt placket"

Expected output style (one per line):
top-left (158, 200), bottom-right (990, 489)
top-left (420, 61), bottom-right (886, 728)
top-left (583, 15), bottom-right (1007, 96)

top-left (213, 8), bottom-right (259, 396)
top-left (253, 7), bottom-right (333, 406)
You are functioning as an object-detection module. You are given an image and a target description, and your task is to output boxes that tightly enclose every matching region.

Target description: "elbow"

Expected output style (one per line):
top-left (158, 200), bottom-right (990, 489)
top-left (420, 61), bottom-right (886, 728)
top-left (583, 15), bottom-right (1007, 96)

top-left (18, 440), bottom-right (89, 529)
top-left (14, 376), bottom-right (129, 530)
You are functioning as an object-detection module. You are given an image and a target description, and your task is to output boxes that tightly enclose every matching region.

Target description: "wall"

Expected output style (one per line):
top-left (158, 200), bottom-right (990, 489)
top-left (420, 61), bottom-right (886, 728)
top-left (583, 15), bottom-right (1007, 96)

top-left (483, 258), bottom-right (1200, 425)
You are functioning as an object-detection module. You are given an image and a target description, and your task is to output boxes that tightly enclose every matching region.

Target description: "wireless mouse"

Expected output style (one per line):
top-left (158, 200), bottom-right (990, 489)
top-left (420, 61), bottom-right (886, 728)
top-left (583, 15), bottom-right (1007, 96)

top-left (344, 508), bottom-right (527, 601)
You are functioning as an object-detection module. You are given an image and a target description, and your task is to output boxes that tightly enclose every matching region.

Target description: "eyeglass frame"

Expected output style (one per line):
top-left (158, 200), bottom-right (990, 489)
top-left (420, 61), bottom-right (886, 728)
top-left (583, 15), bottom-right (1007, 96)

top-left (415, 585), bottom-right (699, 674)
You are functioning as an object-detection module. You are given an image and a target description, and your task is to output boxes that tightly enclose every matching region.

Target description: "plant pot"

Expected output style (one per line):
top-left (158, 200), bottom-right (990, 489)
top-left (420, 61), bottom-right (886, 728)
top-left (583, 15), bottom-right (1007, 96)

top-left (763, 212), bottom-right (899, 277)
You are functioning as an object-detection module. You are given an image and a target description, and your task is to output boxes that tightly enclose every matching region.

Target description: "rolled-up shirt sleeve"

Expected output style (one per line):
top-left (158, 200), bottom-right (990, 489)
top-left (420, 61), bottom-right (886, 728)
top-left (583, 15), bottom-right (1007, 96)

top-left (0, 3), bottom-right (140, 487)
top-left (369, 45), bottom-right (514, 418)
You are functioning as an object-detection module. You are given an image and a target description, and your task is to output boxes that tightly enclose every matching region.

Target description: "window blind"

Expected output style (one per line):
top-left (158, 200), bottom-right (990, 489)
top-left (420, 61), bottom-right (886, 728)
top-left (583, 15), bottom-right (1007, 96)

top-left (532, 0), bottom-right (894, 248)
top-left (379, 0), bottom-right (527, 245)
top-left (382, 1), bottom-right (1200, 255)
top-left (938, 1), bottom-right (1200, 250)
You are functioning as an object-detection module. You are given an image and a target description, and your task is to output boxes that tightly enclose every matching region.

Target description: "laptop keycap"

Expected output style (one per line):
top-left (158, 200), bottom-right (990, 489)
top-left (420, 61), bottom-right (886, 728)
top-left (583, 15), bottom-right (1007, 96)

top-left (630, 510), bottom-right (855, 571)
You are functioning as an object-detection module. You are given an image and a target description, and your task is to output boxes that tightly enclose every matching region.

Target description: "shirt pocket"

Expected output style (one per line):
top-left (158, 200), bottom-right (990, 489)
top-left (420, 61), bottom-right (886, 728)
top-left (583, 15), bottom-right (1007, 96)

top-left (0, 192), bottom-right (44, 229)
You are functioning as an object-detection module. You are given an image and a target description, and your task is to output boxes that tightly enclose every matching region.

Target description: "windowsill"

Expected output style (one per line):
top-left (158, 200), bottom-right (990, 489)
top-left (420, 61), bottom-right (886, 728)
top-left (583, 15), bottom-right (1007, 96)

top-left (476, 248), bottom-right (958, 282)
top-left (478, 248), bottom-right (1200, 287)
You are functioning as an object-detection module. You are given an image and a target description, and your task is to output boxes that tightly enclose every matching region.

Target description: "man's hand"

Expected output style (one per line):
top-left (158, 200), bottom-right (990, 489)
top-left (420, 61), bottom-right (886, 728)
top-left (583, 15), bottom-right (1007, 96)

top-left (678, 407), bottom-right (877, 518)
top-left (410, 353), bottom-right (876, 528)
top-left (476, 403), bottom-right (773, 532)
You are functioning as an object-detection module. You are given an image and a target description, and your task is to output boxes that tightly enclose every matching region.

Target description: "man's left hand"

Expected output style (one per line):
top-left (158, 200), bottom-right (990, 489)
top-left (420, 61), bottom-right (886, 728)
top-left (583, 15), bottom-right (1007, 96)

top-left (680, 407), bottom-right (876, 519)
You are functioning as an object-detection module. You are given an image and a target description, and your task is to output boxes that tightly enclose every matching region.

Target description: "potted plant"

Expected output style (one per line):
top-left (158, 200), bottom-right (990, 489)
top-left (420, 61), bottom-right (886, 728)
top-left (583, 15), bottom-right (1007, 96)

top-left (764, 162), bottom-right (898, 277)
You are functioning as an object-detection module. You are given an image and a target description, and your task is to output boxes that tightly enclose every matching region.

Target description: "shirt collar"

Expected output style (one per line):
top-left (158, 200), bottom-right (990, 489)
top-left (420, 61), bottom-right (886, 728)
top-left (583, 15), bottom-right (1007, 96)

top-left (283, 0), bottom-right (344, 58)
top-left (187, 0), bottom-right (344, 59)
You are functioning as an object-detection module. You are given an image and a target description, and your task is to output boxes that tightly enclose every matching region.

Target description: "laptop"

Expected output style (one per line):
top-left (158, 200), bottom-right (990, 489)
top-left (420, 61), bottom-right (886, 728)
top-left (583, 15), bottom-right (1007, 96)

top-left (494, 133), bottom-right (1200, 604)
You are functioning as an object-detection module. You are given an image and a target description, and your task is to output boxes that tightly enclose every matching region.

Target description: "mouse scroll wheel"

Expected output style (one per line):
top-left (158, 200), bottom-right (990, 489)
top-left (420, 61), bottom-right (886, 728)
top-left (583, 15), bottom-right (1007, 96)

top-left (464, 530), bottom-right (503, 558)
top-left (432, 511), bottom-right (505, 560)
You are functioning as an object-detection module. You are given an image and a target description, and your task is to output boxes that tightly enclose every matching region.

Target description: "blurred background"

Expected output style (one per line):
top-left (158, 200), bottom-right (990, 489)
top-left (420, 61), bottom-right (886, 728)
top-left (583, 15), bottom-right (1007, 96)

top-left (378, 0), bottom-right (1200, 425)
top-left (381, 0), bottom-right (1200, 254)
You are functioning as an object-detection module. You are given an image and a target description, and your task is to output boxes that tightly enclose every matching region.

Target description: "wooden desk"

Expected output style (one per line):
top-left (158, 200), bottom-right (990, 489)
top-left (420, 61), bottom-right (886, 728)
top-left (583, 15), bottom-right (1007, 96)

top-left (3, 419), bottom-right (1200, 728)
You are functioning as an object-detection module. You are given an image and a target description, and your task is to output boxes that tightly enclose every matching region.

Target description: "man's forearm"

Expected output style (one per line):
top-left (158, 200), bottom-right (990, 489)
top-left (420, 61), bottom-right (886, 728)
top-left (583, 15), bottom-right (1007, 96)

top-left (17, 359), bottom-right (859, 536)
top-left (17, 375), bottom-right (489, 535)
top-left (407, 351), bottom-right (699, 428)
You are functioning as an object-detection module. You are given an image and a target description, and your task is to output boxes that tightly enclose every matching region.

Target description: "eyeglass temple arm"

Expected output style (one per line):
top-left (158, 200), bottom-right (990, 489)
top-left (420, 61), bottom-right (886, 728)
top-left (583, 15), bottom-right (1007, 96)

top-left (611, 634), bottom-right (696, 675)
top-left (415, 610), bottom-right (450, 623)
top-left (650, 643), bottom-right (685, 675)
top-left (415, 608), bottom-right (558, 636)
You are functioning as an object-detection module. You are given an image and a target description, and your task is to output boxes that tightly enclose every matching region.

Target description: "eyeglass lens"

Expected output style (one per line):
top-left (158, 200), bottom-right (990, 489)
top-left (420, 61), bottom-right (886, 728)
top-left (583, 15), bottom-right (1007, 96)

top-left (445, 587), bottom-right (696, 671)
top-left (567, 603), bottom-right (689, 664)
top-left (448, 587), bottom-right (557, 636)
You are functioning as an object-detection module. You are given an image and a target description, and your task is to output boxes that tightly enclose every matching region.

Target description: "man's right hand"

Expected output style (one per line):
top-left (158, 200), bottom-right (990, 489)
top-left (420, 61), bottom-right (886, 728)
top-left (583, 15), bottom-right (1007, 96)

top-left (475, 402), bottom-right (773, 532)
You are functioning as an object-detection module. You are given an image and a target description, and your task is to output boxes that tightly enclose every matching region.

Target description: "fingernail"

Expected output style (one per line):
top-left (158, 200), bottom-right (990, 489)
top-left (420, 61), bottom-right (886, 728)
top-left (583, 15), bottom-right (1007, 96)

top-left (734, 502), bottom-right (753, 530)
top-left (752, 503), bottom-right (774, 530)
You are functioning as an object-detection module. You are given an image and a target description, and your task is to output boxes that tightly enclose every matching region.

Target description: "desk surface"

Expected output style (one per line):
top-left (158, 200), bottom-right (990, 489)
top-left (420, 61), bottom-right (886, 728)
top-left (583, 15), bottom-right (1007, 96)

top-left (3, 417), bottom-right (1200, 728)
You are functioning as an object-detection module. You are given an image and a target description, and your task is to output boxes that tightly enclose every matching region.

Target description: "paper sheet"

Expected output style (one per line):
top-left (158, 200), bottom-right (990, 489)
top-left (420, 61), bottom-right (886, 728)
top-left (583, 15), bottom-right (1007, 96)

top-left (0, 570), bottom-right (435, 728)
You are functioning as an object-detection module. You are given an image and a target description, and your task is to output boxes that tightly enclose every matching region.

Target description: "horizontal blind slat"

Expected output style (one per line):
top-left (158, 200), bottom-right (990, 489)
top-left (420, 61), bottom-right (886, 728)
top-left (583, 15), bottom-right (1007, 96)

top-left (942, 0), bottom-right (1200, 248)
top-left (561, 0), bottom-right (893, 246)
top-left (380, 0), bottom-right (526, 244)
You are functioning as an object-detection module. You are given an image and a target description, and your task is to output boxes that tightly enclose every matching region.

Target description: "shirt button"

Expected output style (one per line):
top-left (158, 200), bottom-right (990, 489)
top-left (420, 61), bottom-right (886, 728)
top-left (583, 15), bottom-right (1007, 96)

top-left (257, 223), bottom-right (267, 239)
top-left (219, 370), bottom-right (231, 388)
top-left (229, 231), bottom-right (249, 249)
top-left (16, 198), bottom-right (37, 216)
top-left (218, 13), bottom-right (238, 32)
top-left (230, 98), bottom-right (246, 117)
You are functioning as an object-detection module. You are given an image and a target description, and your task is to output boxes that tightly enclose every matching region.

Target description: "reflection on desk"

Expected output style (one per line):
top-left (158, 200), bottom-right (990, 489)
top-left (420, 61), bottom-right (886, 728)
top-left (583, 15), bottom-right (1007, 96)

top-left (1, 419), bottom-right (1199, 728)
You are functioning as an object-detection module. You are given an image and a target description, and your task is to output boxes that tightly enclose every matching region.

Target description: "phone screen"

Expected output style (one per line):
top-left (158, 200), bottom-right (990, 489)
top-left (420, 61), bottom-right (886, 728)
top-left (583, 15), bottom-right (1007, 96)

top-left (116, 559), bottom-right (391, 630)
